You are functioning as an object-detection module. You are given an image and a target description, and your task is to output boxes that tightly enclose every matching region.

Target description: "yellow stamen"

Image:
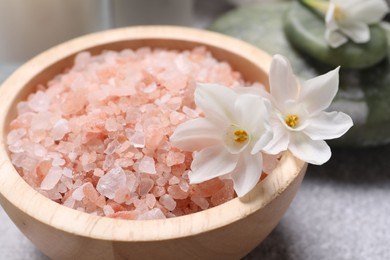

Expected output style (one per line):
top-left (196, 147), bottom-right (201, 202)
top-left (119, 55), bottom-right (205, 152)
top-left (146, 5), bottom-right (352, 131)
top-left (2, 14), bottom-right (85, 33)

top-left (285, 115), bottom-right (299, 128)
top-left (333, 4), bottom-right (345, 21)
top-left (234, 129), bottom-right (248, 143)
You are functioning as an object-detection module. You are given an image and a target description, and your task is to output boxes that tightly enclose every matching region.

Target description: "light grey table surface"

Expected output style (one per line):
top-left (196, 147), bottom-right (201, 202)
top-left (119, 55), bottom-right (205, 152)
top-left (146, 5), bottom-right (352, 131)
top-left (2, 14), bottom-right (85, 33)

top-left (1, 1), bottom-right (390, 259)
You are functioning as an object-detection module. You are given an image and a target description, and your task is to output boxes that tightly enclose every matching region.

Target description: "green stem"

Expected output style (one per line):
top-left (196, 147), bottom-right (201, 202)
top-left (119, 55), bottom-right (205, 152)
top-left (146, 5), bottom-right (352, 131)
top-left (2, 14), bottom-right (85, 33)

top-left (299, 0), bottom-right (330, 18)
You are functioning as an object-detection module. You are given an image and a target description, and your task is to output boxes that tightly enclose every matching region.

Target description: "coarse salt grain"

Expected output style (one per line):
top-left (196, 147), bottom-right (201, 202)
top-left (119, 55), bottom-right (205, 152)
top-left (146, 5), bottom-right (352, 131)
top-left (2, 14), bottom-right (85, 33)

top-left (7, 47), bottom-right (275, 220)
top-left (72, 182), bottom-right (89, 201)
top-left (50, 119), bottom-right (69, 141)
top-left (137, 208), bottom-right (166, 220)
top-left (159, 194), bottom-right (176, 211)
top-left (40, 167), bottom-right (62, 190)
top-left (139, 156), bottom-right (156, 174)
top-left (96, 167), bottom-right (127, 199)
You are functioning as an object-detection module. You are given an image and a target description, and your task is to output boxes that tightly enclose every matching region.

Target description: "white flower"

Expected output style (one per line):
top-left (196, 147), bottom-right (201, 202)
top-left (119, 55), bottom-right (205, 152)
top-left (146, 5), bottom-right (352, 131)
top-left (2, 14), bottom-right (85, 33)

top-left (170, 83), bottom-right (273, 197)
top-left (264, 55), bottom-right (353, 165)
top-left (325, 0), bottom-right (389, 48)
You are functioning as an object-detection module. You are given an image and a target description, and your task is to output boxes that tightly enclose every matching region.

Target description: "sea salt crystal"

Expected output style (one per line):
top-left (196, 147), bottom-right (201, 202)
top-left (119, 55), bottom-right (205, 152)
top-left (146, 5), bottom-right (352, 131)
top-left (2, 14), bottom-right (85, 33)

top-left (32, 143), bottom-right (47, 157)
top-left (138, 178), bottom-right (154, 196)
top-left (134, 152), bottom-right (143, 160)
top-left (152, 186), bottom-right (166, 197)
top-left (125, 173), bottom-right (138, 193)
top-left (103, 154), bottom-right (115, 170)
top-left (28, 91), bottom-right (50, 112)
top-left (166, 97), bottom-right (182, 110)
top-left (93, 168), bottom-right (104, 177)
top-left (8, 140), bottom-right (24, 153)
top-left (7, 128), bottom-right (26, 145)
top-left (104, 140), bottom-right (119, 155)
top-left (155, 177), bottom-right (167, 187)
top-left (52, 157), bottom-right (65, 167)
top-left (179, 179), bottom-right (190, 192)
top-left (182, 106), bottom-right (198, 118)
top-left (116, 141), bottom-right (131, 153)
top-left (16, 154), bottom-right (38, 172)
top-left (68, 152), bottom-right (77, 161)
top-left (51, 119), bottom-right (70, 140)
top-left (46, 190), bottom-right (62, 200)
top-left (159, 94), bottom-right (171, 104)
top-left (57, 183), bottom-right (67, 194)
top-left (166, 151), bottom-right (185, 167)
top-left (210, 180), bottom-right (235, 206)
top-left (168, 185), bottom-right (188, 200)
top-left (40, 167), bottom-right (63, 190)
top-left (103, 205), bottom-right (115, 216)
top-left (114, 187), bottom-right (131, 204)
top-left (129, 131), bottom-right (145, 148)
top-left (159, 194), bottom-right (176, 211)
top-left (143, 82), bottom-right (157, 93)
top-left (169, 111), bottom-right (185, 125)
top-left (74, 51), bottom-right (91, 69)
top-left (175, 54), bottom-right (192, 74)
top-left (96, 166), bottom-right (127, 199)
top-left (61, 176), bottom-right (73, 189)
top-left (191, 197), bottom-right (209, 210)
top-left (31, 112), bottom-right (53, 130)
top-left (137, 208), bottom-right (166, 220)
top-left (139, 156), bottom-right (156, 174)
top-left (62, 167), bottom-right (73, 178)
top-left (145, 194), bottom-right (157, 208)
top-left (17, 101), bottom-right (31, 114)
top-left (72, 182), bottom-right (89, 201)
top-left (133, 199), bottom-right (148, 212)
top-left (105, 118), bottom-right (120, 132)
top-left (169, 176), bottom-right (180, 185)
top-left (63, 197), bottom-right (76, 208)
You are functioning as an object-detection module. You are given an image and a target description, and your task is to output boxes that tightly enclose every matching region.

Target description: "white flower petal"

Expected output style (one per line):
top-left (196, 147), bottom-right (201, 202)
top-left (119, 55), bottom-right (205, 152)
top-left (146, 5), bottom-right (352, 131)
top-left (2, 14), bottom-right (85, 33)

top-left (170, 118), bottom-right (221, 151)
top-left (251, 124), bottom-right (273, 154)
top-left (269, 55), bottom-right (299, 108)
top-left (303, 111), bottom-right (353, 140)
top-left (195, 83), bottom-right (237, 123)
top-left (345, 0), bottom-right (389, 24)
top-left (262, 116), bottom-right (289, 154)
top-left (288, 133), bottom-right (331, 165)
top-left (230, 151), bottom-right (263, 197)
top-left (300, 67), bottom-right (340, 114)
top-left (339, 21), bottom-right (370, 43)
top-left (234, 94), bottom-right (269, 133)
top-left (325, 28), bottom-right (348, 48)
top-left (233, 85), bottom-right (268, 97)
top-left (189, 145), bottom-right (238, 184)
top-left (325, 1), bottom-right (336, 24)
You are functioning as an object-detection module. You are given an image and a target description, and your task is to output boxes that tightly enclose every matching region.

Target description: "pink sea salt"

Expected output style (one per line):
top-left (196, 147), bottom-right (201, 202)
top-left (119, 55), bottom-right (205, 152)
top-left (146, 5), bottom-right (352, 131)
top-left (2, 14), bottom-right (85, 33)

top-left (7, 47), bottom-right (276, 220)
top-left (159, 194), bottom-right (176, 211)
top-left (40, 166), bottom-right (62, 190)
top-left (139, 156), bottom-right (156, 174)
top-left (96, 167), bottom-right (127, 199)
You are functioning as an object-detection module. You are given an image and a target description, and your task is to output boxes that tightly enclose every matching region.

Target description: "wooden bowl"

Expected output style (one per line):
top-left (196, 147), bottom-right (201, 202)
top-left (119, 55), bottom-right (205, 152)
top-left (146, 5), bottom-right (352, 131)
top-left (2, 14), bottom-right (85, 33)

top-left (0, 26), bottom-right (307, 260)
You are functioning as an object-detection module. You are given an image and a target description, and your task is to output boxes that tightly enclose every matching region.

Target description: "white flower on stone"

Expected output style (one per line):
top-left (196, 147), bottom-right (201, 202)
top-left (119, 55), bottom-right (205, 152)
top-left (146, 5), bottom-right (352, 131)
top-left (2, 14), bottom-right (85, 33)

top-left (264, 54), bottom-right (353, 165)
top-left (325, 0), bottom-right (389, 48)
top-left (170, 83), bottom-right (273, 197)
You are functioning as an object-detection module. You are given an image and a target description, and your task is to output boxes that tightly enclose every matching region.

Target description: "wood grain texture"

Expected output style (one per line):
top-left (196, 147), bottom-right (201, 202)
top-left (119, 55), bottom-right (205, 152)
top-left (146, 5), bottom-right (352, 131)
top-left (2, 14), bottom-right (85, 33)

top-left (0, 26), bottom-right (307, 260)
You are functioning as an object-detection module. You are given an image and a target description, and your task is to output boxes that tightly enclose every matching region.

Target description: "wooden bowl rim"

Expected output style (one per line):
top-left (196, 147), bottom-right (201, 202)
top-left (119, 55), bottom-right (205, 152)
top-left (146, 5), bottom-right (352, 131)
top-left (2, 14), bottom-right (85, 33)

top-left (0, 26), bottom-right (306, 242)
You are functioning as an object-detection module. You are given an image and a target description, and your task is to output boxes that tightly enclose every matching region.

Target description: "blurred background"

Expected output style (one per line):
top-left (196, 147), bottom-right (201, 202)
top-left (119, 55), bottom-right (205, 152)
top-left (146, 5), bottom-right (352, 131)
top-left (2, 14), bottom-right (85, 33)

top-left (0, 1), bottom-right (389, 260)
